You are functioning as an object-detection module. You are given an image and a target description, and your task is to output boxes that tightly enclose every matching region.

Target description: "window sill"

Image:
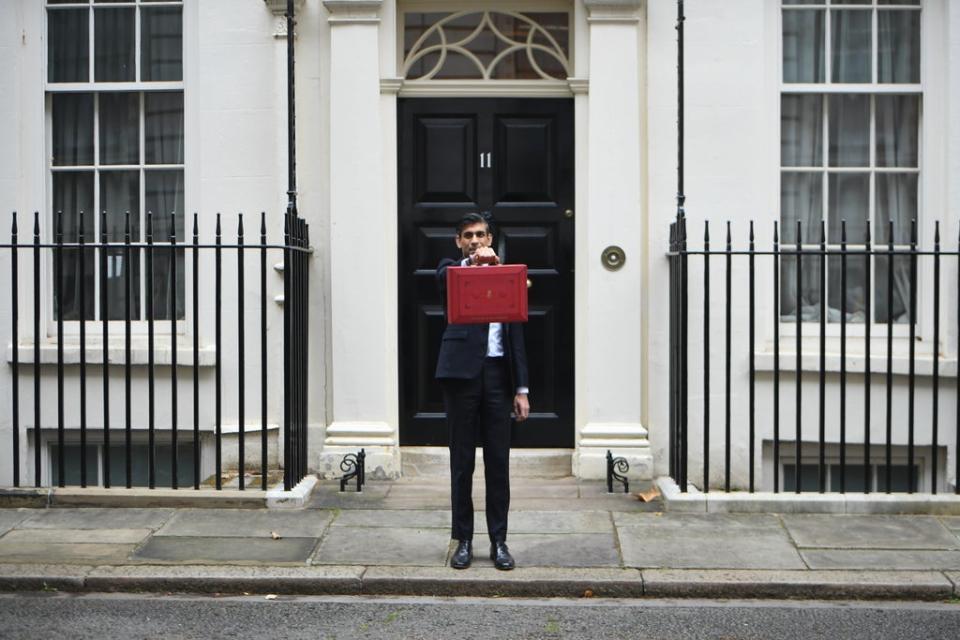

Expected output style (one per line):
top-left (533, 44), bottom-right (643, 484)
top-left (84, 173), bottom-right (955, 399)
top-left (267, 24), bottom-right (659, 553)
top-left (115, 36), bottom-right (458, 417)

top-left (6, 341), bottom-right (217, 367)
top-left (754, 351), bottom-right (958, 378)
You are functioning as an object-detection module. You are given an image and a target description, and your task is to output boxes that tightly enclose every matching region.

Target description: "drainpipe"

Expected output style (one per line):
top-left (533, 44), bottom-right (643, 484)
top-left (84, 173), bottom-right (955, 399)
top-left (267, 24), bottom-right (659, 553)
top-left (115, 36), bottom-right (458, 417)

top-left (287, 0), bottom-right (297, 217)
top-left (676, 0), bottom-right (685, 220)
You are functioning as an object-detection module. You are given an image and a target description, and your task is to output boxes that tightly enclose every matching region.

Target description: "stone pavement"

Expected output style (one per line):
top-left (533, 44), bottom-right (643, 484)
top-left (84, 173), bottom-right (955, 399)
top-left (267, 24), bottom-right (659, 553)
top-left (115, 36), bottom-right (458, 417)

top-left (0, 477), bottom-right (958, 600)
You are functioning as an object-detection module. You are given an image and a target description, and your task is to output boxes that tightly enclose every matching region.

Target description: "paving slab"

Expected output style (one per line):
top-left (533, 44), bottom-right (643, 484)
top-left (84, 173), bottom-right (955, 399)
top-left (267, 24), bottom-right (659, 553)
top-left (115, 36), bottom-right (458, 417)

top-left (0, 528), bottom-right (151, 545)
top-left (615, 513), bottom-right (806, 570)
top-left (0, 542), bottom-right (138, 564)
top-left (0, 510), bottom-right (33, 535)
top-left (502, 532), bottom-right (621, 568)
top-left (800, 549), bottom-right (960, 570)
top-left (641, 569), bottom-right (954, 600)
top-left (85, 564), bottom-right (365, 594)
top-left (17, 508), bottom-right (174, 531)
top-left (132, 536), bottom-right (318, 564)
top-left (509, 510), bottom-right (614, 534)
top-left (330, 509), bottom-right (450, 529)
top-left (153, 509), bottom-right (333, 538)
top-left (311, 526), bottom-right (449, 566)
top-left (940, 516), bottom-right (960, 531)
top-left (782, 514), bottom-right (960, 550)
top-left (361, 566), bottom-right (644, 597)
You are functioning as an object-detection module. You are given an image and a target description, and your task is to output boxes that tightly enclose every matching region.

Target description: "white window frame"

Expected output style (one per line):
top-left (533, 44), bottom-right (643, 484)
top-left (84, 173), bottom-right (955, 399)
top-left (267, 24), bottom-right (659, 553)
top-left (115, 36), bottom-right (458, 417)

top-left (44, 0), bottom-right (187, 338)
top-left (778, 1), bottom-right (925, 342)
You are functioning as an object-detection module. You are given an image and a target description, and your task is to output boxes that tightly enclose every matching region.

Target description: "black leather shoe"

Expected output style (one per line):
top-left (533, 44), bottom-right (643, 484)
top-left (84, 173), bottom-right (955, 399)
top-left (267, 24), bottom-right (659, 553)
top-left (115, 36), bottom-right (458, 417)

top-left (490, 540), bottom-right (515, 570)
top-left (450, 540), bottom-right (472, 569)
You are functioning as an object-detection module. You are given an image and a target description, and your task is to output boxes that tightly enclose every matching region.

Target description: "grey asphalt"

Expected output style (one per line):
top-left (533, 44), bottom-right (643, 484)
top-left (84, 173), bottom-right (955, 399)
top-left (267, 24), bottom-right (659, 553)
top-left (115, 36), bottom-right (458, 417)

top-left (0, 477), bottom-right (959, 600)
top-left (2, 594), bottom-right (960, 640)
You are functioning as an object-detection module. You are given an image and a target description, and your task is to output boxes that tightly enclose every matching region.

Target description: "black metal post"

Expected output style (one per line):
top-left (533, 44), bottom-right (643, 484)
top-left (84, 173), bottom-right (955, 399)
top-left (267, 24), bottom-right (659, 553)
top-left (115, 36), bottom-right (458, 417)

top-left (885, 220), bottom-right (894, 493)
top-left (818, 220), bottom-right (826, 493)
top-left (840, 220), bottom-right (848, 493)
top-left (170, 212), bottom-right (178, 489)
top-left (56, 210), bottom-right (64, 487)
top-left (908, 219), bottom-right (917, 493)
top-left (124, 212), bottom-right (132, 487)
top-left (260, 212), bottom-right (268, 491)
top-left (864, 221), bottom-right (872, 493)
top-left (79, 211), bottom-right (87, 487)
top-left (724, 221), bottom-right (731, 492)
top-left (192, 214), bottom-right (199, 489)
top-left (932, 221), bottom-right (940, 494)
top-left (703, 221), bottom-right (710, 493)
top-left (237, 214), bottom-right (245, 490)
top-left (215, 214), bottom-right (223, 490)
top-left (147, 212), bottom-right (156, 489)
top-left (11, 213), bottom-right (19, 487)
top-left (33, 212), bottom-right (41, 487)
top-left (100, 210), bottom-right (110, 488)
top-left (795, 221), bottom-right (802, 493)
top-left (748, 220), bottom-right (755, 493)
top-left (773, 221), bottom-right (780, 493)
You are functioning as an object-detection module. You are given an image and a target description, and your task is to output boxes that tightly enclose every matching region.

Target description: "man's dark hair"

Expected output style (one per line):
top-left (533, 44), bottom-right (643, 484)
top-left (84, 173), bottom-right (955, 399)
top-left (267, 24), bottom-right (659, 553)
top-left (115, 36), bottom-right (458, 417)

top-left (456, 211), bottom-right (494, 236)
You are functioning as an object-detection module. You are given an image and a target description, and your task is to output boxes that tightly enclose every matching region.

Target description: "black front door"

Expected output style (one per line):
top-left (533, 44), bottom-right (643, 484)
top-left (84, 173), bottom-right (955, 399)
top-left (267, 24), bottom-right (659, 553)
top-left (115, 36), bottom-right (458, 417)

top-left (398, 98), bottom-right (574, 448)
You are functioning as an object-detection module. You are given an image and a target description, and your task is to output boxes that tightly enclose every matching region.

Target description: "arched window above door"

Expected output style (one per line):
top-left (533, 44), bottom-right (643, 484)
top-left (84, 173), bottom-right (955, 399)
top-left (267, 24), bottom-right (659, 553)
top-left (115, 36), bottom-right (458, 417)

top-left (402, 11), bottom-right (571, 81)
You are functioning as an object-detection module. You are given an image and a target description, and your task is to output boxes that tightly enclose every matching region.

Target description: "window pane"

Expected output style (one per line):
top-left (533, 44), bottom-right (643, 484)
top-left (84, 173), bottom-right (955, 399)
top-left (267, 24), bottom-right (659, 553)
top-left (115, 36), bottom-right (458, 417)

top-left (876, 95), bottom-right (919, 168)
top-left (781, 172), bottom-right (822, 244)
top-left (875, 173), bottom-right (916, 245)
top-left (99, 93), bottom-right (139, 165)
top-left (876, 464), bottom-right (919, 491)
top-left (48, 9), bottom-right (89, 83)
top-left (827, 255), bottom-right (867, 323)
top-left (829, 464), bottom-right (870, 492)
top-left (828, 94), bottom-right (869, 167)
top-left (831, 10), bottom-right (872, 83)
top-left (141, 7), bottom-right (183, 81)
top-left (874, 254), bottom-right (912, 324)
top-left (781, 94), bottom-right (823, 167)
top-left (878, 10), bottom-right (920, 83)
top-left (145, 170), bottom-right (185, 320)
top-left (145, 92), bottom-right (184, 164)
top-left (100, 171), bottom-right (142, 320)
top-left (828, 173), bottom-right (868, 243)
top-left (780, 254), bottom-right (822, 322)
top-left (782, 464), bottom-right (821, 493)
top-left (50, 445), bottom-right (99, 486)
top-left (879, 0), bottom-right (919, 4)
top-left (53, 171), bottom-right (95, 320)
top-left (782, 10), bottom-right (825, 83)
top-left (94, 7), bottom-right (135, 81)
top-left (108, 444), bottom-right (193, 488)
top-left (52, 93), bottom-right (94, 166)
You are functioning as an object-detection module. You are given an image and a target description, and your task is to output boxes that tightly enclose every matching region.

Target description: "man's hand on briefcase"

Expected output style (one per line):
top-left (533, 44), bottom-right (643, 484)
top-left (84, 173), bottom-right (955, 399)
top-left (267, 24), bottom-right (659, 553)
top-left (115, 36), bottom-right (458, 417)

top-left (470, 247), bottom-right (500, 265)
top-left (513, 393), bottom-right (530, 422)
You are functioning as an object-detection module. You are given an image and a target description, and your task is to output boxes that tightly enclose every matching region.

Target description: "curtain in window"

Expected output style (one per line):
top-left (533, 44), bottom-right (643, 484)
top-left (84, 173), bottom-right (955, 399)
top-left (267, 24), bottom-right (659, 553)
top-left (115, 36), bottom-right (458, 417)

top-left (100, 171), bottom-right (142, 320)
top-left (53, 172), bottom-right (95, 320)
top-left (146, 170), bottom-right (185, 321)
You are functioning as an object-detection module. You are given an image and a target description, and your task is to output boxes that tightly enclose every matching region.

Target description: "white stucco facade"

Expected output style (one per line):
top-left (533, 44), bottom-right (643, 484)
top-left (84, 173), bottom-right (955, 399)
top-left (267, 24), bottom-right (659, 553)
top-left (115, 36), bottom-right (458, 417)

top-left (0, 0), bottom-right (958, 491)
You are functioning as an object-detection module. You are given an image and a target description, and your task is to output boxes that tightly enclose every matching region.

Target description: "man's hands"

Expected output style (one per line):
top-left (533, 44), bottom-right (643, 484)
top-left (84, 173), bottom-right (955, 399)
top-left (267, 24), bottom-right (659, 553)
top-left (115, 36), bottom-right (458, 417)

top-left (513, 393), bottom-right (530, 422)
top-left (470, 247), bottom-right (500, 265)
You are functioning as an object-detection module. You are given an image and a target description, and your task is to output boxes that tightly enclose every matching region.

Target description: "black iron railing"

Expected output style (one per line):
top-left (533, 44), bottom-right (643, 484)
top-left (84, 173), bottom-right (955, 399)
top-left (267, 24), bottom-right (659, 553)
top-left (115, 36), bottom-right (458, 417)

top-left (669, 214), bottom-right (958, 495)
top-left (3, 210), bottom-right (310, 491)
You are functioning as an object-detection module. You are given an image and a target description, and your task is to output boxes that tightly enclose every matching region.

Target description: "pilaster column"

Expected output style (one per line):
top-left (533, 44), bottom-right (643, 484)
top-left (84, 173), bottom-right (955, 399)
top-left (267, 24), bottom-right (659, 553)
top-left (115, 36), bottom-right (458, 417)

top-left (318, 0), bottom-right (400, 478)
top-left (574, 0), bottom-right (652, 479)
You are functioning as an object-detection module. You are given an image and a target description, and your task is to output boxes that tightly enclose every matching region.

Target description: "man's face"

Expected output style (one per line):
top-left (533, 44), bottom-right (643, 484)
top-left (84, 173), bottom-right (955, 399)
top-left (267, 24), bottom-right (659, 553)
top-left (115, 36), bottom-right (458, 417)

top-left (455, 221), bottom-right (492, 258)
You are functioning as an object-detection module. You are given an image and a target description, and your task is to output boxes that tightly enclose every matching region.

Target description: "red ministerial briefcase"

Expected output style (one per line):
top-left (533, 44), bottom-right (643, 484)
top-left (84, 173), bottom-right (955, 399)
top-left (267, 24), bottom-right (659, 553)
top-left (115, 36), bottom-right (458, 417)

top-left (446, 264), bottom-right (529, 325)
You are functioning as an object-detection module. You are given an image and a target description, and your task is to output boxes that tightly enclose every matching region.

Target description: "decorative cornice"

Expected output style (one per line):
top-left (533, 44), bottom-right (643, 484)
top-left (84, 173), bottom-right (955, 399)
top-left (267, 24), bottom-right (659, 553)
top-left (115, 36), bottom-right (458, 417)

top-left (583, 0), bottom-right (643, 24)
top-left (388, 79), bottom-right (575, 98)
top-left (567, 77), bottom-right (589, 95)
top-left (323, 0), bottom-right (383, 24)
top-left (379, 78), bottom-right (404, 95)
top-left (264, 0), bottom-right (305, 16)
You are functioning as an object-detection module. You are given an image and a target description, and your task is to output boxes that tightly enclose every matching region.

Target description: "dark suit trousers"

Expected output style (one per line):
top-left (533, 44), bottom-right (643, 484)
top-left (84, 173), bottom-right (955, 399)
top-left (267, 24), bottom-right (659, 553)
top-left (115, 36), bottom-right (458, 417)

top-left (441, 357), bottom-right (512, 543)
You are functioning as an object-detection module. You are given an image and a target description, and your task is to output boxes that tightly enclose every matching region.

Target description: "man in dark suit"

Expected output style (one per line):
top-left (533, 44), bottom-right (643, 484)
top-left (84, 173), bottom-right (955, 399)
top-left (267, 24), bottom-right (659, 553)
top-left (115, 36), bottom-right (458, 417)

top-left (436, 212), bottom-right (530, 570)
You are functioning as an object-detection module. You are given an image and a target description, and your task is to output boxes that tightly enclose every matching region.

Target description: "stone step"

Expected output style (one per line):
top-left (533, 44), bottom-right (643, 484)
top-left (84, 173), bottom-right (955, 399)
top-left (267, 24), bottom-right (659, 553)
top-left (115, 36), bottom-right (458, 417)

top-left (401, 447), bottom-right (573, 478)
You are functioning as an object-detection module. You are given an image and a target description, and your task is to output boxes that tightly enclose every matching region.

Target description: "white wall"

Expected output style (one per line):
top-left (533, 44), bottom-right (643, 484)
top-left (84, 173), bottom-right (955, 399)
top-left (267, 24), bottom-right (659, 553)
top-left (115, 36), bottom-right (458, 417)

top-left (644, 0), bottom-right (959, 491)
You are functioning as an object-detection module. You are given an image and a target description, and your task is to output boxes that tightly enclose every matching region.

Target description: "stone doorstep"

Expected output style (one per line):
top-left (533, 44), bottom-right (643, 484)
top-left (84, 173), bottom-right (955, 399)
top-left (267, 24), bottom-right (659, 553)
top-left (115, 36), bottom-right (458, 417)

top-left (0, 476), bottom-right (318, 510)
top-left (0, 565), bottom-right (955, 600)
top-left (656, 477), bottom-right (960, 515)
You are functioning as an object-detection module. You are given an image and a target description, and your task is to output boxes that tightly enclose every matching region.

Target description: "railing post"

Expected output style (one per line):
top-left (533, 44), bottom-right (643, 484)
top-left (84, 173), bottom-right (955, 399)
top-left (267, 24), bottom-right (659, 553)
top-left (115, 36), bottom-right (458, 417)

top-left (10, 212), bottom-right (19, 487)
